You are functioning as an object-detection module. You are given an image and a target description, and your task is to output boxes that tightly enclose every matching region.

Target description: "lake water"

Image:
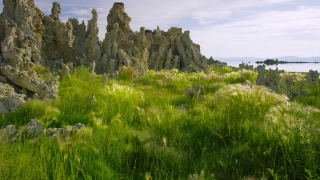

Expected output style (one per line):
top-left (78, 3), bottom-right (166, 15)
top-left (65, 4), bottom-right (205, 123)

top-left (223, 60), bottom-right (320, 72)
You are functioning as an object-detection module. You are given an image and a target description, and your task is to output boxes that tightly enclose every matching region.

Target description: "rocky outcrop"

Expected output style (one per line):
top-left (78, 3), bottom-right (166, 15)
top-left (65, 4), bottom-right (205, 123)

top-left (207, 56), bottom-right (227, 67)
top-left (0, 0), bottom-right (59, 105)
top-left (0, 0), bottom-right (209, 112)
top-left (101, 3), bottom-right (151, 74)
top-left (0, 118), bottom-right (87, 143)
top-left (106, 2), bottom-right (132, 34)
top-left (42, 2), bottom-right (77, 67)
top-left (1, 66), bottom-right (59, 100)
top-left (69, 18), bottom-right (87, 65)
top-left (0, 82), bottom-right (26, 113)
top-left (186, 84), bottom-right (205, 102)
top-left (86, 9), bottom-right (101, 67)
top-left (0, 1), bottom-right (208, 73)
top-left (256, 66), bottom-right (313, 100)
top-left (1, 0), bottom-right (44, 65)
top-left (147, 27), bottom-right (208, 72)
top-left (100, 3), bottom-right (208, 74)
top-left (256, 65), bottom-right (281, 91)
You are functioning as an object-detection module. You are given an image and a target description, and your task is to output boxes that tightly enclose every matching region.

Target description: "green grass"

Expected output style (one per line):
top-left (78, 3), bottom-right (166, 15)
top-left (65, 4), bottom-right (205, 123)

top-left (1, 66), bottom-right (319, 179)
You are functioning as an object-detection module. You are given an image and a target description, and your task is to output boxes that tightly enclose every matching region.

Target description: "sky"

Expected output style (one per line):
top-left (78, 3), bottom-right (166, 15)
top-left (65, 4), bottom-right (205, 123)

top-left (1, 0), bottom-right (320, 58)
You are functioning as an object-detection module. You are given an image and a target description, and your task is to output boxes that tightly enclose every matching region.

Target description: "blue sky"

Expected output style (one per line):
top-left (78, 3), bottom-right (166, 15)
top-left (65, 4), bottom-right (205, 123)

top-left (1, 0), bottom-right (319, 58)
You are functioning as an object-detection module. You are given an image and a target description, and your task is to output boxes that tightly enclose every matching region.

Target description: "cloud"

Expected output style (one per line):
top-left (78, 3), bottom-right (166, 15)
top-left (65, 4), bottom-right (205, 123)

top-left (0, 0), bottom-right (319, 58)
top-left (190, 5), bottom-right (320, 57)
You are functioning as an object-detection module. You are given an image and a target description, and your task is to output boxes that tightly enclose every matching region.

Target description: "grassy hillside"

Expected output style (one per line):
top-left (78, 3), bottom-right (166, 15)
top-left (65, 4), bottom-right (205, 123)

top-left (1, 66), bottom-right (319, 179)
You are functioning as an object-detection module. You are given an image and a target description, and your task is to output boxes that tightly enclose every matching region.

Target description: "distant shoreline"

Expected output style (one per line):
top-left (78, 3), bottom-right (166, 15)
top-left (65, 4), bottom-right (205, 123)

top-left (256, 59), bottom-right (320, 65)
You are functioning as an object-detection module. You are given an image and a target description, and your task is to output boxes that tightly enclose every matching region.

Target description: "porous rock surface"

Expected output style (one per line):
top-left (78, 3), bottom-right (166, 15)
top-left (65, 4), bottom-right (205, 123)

top-left (0, 0), bottom-right (59, 105)
top-left (0, 118), bottom-right (87, 143)
top-left (0, 82), bottom-right (26, 113)
top-left (100, 2), bottom-right (208, 74)
top-left (0, 0), bottom-right (208, 112)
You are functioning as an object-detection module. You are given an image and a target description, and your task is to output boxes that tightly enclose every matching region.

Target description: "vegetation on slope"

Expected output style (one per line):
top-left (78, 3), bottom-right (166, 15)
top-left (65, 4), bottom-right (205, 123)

top-left (0, 66), bottom-right (319, 179)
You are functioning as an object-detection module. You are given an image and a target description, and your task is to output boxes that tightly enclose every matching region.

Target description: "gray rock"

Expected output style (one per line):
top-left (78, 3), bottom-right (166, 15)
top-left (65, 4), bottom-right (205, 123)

top-left (0, 118), bottom-right (87, 143)
top-left (0, 82), bottom-right (26, 113)
top-left (21, 118), bottom-right (45, 139)
top-left (0, 125), bottom-right (19, 143)
top-left (186, 85), bottom-right (205, 102)
top-left (86, 9), bottom-right (101, 64)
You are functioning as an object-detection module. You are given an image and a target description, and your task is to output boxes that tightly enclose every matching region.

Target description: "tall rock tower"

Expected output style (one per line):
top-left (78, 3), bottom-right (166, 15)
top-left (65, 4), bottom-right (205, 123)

top-left (99, 2), bottom-right (208, 74)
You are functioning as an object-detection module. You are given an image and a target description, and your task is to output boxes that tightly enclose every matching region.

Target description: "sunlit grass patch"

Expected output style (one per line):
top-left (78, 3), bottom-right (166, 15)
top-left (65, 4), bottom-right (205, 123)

top-left (95, 83), bottom-right (144, 126)
top-left (1, 66), bottom-right (320, 179)
top-left (223, 69), bottom-right (258, 84)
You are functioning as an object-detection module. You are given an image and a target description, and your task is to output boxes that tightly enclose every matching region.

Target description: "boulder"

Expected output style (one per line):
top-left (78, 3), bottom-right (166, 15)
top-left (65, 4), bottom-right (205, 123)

top-left (186, 84), bottom-right (205, 102)
top-left (0, 118), bottom-right (87, 143)
top-left (0, 82), bottom-right (26, 113)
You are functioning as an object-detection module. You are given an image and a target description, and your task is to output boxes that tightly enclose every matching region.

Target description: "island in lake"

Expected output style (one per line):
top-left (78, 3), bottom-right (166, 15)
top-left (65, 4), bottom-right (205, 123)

top-left (256, 58), bottom-right (319, 65)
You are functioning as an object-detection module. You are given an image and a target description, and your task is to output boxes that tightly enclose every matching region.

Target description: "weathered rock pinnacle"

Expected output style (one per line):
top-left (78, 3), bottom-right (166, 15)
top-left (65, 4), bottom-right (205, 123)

top-left (86, 9), bottom-right (101, 66)
top-left (50, 2), bottom-right (61, 20)
top-left (101, 2), bottom-right (208, 73)
top-left (107, 2), bottom-right (132, 33)
top-left (0, 0), bottom-right (209, 112)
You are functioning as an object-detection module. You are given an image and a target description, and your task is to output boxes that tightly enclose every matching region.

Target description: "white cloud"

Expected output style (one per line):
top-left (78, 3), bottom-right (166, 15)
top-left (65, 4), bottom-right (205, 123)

top-left (0, 0), bottom-right (319, 58)
top-left (190, 5), bottom-right (320, 57)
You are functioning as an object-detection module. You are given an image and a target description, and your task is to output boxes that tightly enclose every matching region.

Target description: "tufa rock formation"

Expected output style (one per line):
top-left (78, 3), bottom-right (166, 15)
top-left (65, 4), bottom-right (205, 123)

top-left (256, 65), bottom-right (281, 91)
top-left (207, 56), bottom-right (227, 67)
top-left (0, 0), bottom-right (60, 104)
top-left (0, 82), bottom-right (26, 113)
top-left (0, 118), bottom-right (87, 143)
top-left (0, 1), bottom-right (208, 112)
top-left (186, 84), bottom-right (205, 102)
top-left (100, 2), bottom-right (208, 74)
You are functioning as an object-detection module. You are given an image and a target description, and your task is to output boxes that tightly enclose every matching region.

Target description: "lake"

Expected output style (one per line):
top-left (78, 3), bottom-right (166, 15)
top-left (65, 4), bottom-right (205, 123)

top-left (222, 60), bottom-right (320, 72)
